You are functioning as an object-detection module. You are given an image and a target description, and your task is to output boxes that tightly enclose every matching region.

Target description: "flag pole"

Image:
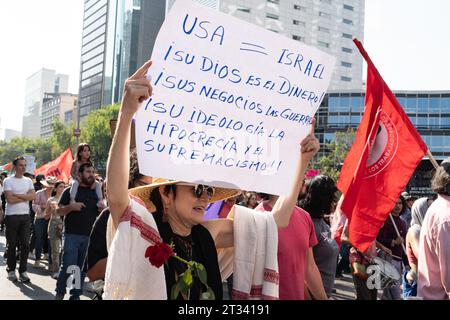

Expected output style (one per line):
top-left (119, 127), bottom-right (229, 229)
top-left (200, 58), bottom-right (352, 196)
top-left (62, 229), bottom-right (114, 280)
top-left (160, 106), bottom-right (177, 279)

top-left (389, 213), bottom-right (407, 257)
top-left (426, 149), bottom-right (439, 170)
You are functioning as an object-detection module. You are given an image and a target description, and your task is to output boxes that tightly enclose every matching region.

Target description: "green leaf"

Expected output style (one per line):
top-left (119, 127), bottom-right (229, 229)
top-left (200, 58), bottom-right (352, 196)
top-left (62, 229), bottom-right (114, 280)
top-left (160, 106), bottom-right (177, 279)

top-left (195, 263), bottom-right (208, 285)
top-left (171, 283), bottom-right (180, 300)
top-left (207, 287), bottom-right (215, 300)
top-left (200, 287), bottom-right (215, 300)
top-left (182, 269), bottom-right (193, 288)
top-left (200, 292), bottom-right (211, 300)
top-left (179, 274), bottom-right (188, 292)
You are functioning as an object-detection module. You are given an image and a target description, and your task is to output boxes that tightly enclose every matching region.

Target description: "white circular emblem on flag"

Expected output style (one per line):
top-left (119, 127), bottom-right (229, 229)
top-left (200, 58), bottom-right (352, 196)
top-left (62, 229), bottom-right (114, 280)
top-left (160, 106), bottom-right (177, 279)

top-left (365, 110), bottom-right (399, 178)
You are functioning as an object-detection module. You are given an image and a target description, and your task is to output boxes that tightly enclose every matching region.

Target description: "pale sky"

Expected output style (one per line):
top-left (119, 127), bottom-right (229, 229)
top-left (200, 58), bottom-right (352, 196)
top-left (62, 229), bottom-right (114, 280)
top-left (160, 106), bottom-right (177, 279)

top-left (0, 0), bottom-right (449, 132)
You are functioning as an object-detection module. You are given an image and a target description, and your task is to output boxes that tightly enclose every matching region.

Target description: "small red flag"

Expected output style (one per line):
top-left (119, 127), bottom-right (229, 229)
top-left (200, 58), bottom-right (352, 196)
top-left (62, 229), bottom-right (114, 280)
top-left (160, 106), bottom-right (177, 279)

top-left (337, 39), bottom-right (427, 253)
top-left (34, 148), bottom-right (74, 183)
top-left (0, 162), bottom-right (13, 172)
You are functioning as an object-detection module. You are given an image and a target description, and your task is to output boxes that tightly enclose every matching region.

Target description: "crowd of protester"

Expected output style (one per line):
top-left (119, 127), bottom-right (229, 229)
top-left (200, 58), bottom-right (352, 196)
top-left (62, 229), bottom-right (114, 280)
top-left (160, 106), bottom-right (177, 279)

top-left (1, 60), bottom-right (449, 301)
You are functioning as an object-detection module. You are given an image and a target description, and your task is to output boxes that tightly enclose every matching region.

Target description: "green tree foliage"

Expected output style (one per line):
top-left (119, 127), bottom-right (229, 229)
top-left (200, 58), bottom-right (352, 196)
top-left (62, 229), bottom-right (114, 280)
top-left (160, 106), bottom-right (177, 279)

top-left (48, 119), bottom-right (75, 157)
top-left (0, 105), bottom-right (119, 172)
top-left (316, 128), bottom-right (356, 181)
top-left (0, 137), bottom-right (53, 167)
top-left (33, 139), bottom-right (53, 166)
top-left (79, 104), bottom-right (120, 173)
top-left (0, 137), bottom-right (34, 165)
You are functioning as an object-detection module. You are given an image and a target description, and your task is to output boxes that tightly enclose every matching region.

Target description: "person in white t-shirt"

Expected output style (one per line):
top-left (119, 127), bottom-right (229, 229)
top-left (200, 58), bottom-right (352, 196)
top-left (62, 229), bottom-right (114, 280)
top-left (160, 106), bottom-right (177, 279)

top-left (0, 172), bottom-right (7, 232)
top-left (3, 156), bottom-right (36, 283)
top-left (0, 173), bottom-right (5, 231)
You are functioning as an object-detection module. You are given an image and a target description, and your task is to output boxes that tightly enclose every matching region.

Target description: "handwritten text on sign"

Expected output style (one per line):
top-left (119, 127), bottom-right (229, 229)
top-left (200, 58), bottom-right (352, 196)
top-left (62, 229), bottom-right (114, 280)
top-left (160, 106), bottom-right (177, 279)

top-left (136, 0), bottom-right (336, 195)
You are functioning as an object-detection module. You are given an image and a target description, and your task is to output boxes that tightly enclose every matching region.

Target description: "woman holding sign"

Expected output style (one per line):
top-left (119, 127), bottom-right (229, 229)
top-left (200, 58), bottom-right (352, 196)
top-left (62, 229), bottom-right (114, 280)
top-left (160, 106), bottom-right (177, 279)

top-left (104, 60), bottom-right (320, 300)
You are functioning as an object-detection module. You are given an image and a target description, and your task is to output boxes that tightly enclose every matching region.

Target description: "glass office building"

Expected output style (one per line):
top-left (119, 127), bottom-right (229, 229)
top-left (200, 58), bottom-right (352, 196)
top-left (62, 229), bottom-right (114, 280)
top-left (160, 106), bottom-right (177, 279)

top-left (79, 0), bottom-right (108, 120)
top-left (317, 91), bottom-right (450, 196)
top-left (79, 0), bottom-right (364, 123)
top-left (78, 0), bottom-right (165, 121)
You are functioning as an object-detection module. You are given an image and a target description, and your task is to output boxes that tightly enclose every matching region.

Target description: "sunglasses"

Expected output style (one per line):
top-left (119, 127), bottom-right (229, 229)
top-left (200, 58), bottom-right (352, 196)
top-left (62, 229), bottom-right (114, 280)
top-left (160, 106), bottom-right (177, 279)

top-left (177, 183), bottom-right (215, 199)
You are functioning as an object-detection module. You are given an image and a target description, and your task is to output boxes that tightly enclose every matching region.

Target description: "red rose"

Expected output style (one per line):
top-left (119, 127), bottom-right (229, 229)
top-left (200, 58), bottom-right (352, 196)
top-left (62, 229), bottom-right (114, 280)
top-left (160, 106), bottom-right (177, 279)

top-left (145, 242), bottom-right (174, 268)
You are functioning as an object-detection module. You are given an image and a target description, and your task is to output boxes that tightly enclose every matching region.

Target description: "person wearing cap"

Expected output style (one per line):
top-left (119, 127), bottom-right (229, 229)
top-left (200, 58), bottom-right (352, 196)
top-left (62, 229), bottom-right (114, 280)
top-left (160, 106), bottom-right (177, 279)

top-left (418, 158), bottom-right (450, 300)
top-left (401, 191), bottom-right (415, 226)
top-left (104, 60), bottom-right (320, 300)
top-left (32, 176), bottom-right (57, 268)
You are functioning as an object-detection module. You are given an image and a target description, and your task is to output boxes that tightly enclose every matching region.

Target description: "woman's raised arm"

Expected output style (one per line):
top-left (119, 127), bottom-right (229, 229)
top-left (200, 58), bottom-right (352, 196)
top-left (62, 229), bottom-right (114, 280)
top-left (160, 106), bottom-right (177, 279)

top-left (272, 120), bottom-right (319, 228)
top-left (106, 60), bottom-right (153, 228)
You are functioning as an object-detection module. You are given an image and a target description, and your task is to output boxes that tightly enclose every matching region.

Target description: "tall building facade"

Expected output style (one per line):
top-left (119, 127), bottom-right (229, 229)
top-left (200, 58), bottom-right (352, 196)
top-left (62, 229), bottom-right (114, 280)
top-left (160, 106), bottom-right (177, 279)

top-left (219, 0), bottom-right (364, 90)
top-left (78, 0), bottom-right (228, 124)
top-left (40, 93), bottom-right (78, 138)
top-left (79, 0), bottom-right (364, 121)
top-left (22, 69), bottom-right (68, 138)
top-left (78, 0), bottom-right (108, 120)
top-left (0, 129), bottom-right (21, 143)
top-left (79, 0), bottom-right (166, 122)
top-left (166, 0), bottom-right (219, 12)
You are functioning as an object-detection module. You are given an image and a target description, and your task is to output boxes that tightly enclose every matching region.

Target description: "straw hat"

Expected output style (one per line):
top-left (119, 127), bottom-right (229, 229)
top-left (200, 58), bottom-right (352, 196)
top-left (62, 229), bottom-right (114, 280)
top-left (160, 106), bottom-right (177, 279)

top-left (128, 177), bottom-right (241, 213)
top-left (41, 176), bottom-right (58, 188)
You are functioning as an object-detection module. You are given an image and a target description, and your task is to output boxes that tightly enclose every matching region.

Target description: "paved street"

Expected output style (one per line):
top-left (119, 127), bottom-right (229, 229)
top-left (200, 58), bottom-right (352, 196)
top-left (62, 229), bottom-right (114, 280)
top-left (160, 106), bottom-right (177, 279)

top-left (332, 274), bottom-right (357, 300)
top-left (1, 231), bottom-right (358, 300)
top-left (0, 231), bottom-right (94, 300)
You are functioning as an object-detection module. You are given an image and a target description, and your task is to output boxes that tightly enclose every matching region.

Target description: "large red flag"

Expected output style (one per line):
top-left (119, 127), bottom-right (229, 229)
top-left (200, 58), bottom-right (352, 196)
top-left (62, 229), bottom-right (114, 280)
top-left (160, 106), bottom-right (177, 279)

top-left (34, 148), bottom-right (74, 183)
top-left (336, 39), bottom-right (428, 253)
top-left (0, 162), bottom-right (12, 173)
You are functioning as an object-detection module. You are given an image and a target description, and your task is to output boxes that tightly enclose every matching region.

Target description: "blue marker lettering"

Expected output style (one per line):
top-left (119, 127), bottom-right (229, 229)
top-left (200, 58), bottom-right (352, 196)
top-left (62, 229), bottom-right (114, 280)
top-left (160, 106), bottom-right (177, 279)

top-left (144, 140), bottom-right (154, 152)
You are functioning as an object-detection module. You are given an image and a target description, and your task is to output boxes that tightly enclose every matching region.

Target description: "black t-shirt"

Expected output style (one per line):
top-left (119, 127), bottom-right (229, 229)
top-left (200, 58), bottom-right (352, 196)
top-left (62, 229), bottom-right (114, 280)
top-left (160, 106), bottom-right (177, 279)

top-left (154, 210), bottom-right (223, 300)
top-left (84, 208), bottom-right (109, 273)
top-left (59, 186), bottom-right (99, 236)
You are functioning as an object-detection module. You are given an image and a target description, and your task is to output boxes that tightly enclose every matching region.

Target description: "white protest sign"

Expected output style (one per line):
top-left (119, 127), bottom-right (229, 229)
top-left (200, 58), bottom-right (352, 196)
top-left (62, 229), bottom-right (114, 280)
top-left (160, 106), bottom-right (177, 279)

top-left (136, 0), bottom-right (336, 195)
top-left (24, 155), bottom-right (36, 175)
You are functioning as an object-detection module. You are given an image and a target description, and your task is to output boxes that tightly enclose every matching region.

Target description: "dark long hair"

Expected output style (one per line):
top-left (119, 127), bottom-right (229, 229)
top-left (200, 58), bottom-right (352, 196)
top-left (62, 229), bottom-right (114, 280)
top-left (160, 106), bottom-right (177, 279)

top-left (148, 185), bottom-right (223, 300)
top-left (299, 175), bottom-right (337, 219)
top-left (129, 148), bottom-right (143, 189)
top-left (51, 180), bottom-right (65, 197)
top-left (432, 159), bottom-right (450, 195)
top-left (397, 195), bottom-right (407, 216)
top-left (76, 143), bottom-right (91, 162)
top-left (150, 185), bottom-right (176, 214)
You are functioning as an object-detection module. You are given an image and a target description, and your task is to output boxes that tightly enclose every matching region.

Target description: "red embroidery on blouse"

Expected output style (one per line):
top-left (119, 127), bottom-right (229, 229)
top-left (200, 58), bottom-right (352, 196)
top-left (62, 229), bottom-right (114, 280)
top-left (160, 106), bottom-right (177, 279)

top-left (232, 287), bottom-right (278, 300)
top-left (231, 289), bottom-right (249, 300)
top-left (130, 195), bottom-right (149, 210)
top-left (263, 268), bottom-right (279, 285)
top-left (261, 294), bottom-right (278, 300)
top-left (249, 285), bottom-right (262, 297)
top-left (120, 205), bottom-right (161, 245)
